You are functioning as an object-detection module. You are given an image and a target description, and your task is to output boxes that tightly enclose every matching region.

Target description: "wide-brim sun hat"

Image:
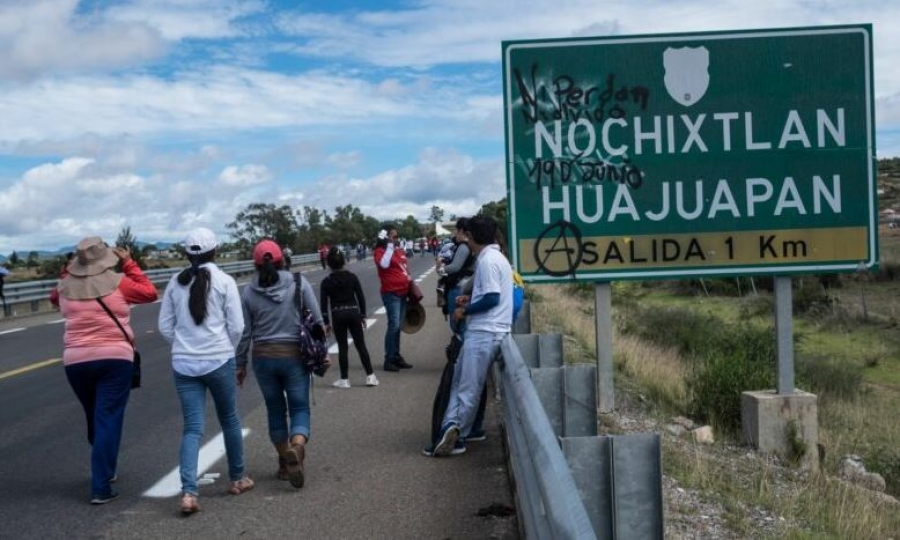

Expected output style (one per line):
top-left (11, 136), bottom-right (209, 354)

top-left (67, 237), bottom-right (118, 277)
top-left (59, 236), bottom-right (122, 300)
top-left (402, 301), bottom-right (426, 334)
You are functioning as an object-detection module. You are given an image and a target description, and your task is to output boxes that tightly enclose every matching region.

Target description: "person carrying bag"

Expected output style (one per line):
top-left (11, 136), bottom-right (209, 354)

top-left (56, 237), bottom-right (157, 504)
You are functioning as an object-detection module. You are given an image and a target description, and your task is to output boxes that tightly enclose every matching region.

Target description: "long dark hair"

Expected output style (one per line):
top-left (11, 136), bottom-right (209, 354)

top-left (326, 246), bottom-right (345, 270)
top-left (256, 253), bottom-right (284, 287)
top-left (177, 250), bottom-right (216, 325)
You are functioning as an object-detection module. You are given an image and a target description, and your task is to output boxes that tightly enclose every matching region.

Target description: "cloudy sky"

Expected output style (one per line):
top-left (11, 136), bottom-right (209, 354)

top-left (0, 0), bottom-right (898, 254)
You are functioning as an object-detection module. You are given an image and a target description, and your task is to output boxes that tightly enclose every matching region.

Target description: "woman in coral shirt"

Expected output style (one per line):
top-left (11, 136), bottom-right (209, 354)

top-left (57, 237), bottom-right (158, 505)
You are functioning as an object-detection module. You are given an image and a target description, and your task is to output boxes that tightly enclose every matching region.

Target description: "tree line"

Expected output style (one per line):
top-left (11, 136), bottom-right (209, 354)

top-left (1, 199), bottom-right (508, 280)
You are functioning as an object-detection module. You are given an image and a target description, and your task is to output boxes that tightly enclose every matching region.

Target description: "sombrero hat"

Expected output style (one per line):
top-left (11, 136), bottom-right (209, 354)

top-left (402, 301), bottom-right (426, 334)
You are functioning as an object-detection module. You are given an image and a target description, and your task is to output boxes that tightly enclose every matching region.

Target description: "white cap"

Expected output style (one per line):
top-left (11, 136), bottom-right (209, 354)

top-left (184, 227), bottom-right (218, 255)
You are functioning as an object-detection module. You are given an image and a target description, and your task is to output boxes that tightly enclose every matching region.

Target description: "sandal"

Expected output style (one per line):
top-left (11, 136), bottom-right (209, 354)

top-left (228, 476), bottom-right (255, 495)
top-left (180, 493), bottom-right (200, 515)
top-left (285, 443), bottom-right (305, 489)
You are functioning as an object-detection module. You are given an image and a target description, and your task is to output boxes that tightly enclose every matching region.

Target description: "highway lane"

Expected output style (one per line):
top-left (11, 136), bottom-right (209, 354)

top-left (0, 254), bottom-right (452, 539)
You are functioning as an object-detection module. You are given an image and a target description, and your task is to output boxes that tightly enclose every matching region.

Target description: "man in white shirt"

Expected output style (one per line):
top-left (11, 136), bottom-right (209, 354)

top-left (425, 215), bottom-right (512, 457)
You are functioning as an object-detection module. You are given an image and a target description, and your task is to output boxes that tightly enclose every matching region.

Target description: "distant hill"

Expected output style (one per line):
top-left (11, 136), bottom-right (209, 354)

top-left (3, 241), bottom-right (177, 261)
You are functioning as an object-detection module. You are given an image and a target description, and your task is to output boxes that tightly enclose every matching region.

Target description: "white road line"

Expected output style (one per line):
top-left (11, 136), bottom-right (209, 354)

top-left (47, 318), bottom-right (65, 324)
top-left (143, 428), bottom-right (251, 498)
top-left (0, 328), bottom-right (25, 335)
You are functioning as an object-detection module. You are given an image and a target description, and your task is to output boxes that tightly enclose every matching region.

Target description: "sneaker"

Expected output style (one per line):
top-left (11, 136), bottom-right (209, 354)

top-left (365, 374), bottom-right (379, 386)
top-left (466, 429), bottom-right (487, 442)
top-left (332, 378), bottom-right (351, 389)
top-left (423, 440), bottom-right (466, 457)
top-left (434, 423), bottom-right (460, 456)
top-left (90, 491), bottom-right (119, 505)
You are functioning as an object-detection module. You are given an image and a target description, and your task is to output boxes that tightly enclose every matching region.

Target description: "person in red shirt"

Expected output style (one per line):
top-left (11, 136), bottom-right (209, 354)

top-left (373, 227), bottom-right (413, 372)
top-left (318, 243), bottom-right (329, 270)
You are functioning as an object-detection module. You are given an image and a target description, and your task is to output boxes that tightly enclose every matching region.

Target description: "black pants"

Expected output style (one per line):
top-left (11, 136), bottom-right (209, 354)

top-left (331, 309), bottom-right (374, 379)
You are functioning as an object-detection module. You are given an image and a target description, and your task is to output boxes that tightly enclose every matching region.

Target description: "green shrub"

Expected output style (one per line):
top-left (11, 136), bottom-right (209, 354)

top-left (864, 446), bottom-right (900, 496)
top-left (795, 354), bottom-right (864, 402)
top-left (686, 325), bottom-right (777, 433)
top-left (619, 305), bottom-right (721, 357)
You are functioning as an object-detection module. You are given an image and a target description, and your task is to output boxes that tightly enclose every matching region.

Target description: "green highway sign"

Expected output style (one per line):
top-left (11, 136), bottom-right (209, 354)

top-left (502, 25), bottom-right (877, 282)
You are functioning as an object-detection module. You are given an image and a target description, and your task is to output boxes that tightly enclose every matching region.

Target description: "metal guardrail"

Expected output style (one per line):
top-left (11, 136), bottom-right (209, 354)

top-left (500, 302), bottom-right (663, 539)
top-left (1, 252), bottom-right (322, 317)
top-left (498, 333), bottom-right (598, 540)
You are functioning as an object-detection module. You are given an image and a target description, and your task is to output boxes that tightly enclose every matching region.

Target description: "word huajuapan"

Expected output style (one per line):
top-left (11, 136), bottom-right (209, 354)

top-left (540, 176), bottom-right (841, 224)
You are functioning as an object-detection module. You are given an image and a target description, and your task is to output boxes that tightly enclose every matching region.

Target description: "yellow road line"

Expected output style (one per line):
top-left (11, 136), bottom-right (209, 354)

top-left (0, 358), bottom-right (61, 381)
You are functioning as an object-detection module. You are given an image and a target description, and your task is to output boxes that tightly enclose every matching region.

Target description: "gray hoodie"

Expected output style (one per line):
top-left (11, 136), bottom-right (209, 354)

top-left (235, 270), bottom-right (323, 368)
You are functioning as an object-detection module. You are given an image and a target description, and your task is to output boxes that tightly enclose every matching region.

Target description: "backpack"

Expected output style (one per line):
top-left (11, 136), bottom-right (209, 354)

top-left (293, 273), bottom-right (329, 377)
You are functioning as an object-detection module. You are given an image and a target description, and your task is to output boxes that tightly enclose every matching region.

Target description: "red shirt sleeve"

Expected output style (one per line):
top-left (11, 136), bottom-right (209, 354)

top-left (117, 259), bottom-right (159, 304)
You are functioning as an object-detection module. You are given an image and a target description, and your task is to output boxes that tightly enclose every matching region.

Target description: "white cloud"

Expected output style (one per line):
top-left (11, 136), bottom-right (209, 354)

top-left (0, 0), bottom-right (166, 81)
top-left (300, 148), bottom-right (505, 222)
top-left (105, 0), bottom-right (266, 41)
top-left (219, 164), bottom-right (271, 186)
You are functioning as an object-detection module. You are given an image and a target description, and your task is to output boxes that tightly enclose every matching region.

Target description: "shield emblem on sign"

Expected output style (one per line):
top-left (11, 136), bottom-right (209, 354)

top-left (663, 46), bottom-right (710, 107)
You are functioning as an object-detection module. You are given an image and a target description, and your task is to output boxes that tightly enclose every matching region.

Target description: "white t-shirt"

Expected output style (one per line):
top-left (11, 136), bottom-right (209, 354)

top-left (467, 245), bottom-right (513, 334)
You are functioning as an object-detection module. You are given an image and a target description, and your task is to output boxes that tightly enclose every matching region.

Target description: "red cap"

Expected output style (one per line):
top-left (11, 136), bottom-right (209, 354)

top-left (253, 240), bottom-right (283, 265)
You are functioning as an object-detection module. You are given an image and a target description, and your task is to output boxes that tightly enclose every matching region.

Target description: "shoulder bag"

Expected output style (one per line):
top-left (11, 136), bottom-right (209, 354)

top-left (293, 273), bottom-right (330, 377)
top-left (96, 297), bottom-right (141, 389)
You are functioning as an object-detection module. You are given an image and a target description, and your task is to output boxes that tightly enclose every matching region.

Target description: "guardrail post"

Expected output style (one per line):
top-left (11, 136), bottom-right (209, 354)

top-left (562, 434), bottom-right (664, 540)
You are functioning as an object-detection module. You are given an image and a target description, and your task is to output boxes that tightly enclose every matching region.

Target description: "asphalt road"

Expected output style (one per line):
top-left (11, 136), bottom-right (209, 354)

top-left (0, 254), bottom-right (517, 539)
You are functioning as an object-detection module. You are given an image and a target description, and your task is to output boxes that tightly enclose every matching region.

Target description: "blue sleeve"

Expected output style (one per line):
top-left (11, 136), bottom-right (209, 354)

top-left (465, 292), bottom-right (499, 315)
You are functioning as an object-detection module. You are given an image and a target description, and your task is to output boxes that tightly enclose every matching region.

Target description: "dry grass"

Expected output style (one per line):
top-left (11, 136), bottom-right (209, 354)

top-left (529, 281), bottom-right (900, 538)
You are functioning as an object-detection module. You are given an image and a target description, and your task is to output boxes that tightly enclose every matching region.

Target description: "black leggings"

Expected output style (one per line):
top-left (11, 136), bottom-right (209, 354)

top-left (331, 309), bottom-right (374, 378)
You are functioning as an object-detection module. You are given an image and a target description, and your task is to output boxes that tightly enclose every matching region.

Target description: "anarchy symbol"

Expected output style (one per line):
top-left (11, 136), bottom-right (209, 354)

top-left (533, 220), bottom-right (584, 277)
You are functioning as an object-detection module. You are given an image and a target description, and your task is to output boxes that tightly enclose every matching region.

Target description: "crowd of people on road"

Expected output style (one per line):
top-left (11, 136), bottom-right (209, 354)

top-left (53, 215), bottom-right (515, 513)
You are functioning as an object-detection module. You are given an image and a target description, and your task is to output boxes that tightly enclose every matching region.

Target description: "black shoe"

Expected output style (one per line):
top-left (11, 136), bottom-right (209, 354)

top-left (393, 357), bottom-right (413, 369)
top-left (383, 362), bottom-right (400, 372)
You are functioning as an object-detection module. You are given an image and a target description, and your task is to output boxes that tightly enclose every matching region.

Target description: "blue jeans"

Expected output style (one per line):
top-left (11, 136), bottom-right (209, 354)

top-left (173, 358), bottom-right (245, 496)
top-left (66, 359), bottom-right (133, 498)
top-left (252, 357), bottom-right (311, 444)
top-left (380, 292), bottom-right (406, 362)
top-left (443, 331), bottom-right (504, 436)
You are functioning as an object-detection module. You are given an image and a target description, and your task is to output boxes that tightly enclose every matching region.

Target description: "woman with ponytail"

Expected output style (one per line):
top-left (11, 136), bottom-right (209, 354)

top-left (158, 228), bottom-right (252, 515)
top-left (235, 239), bottom-right (325, 490)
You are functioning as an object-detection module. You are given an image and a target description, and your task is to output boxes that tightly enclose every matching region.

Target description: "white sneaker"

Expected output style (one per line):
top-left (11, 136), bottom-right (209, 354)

top-left (365, 374), bottom-right (379, 387)
top-left (332, 379), bottom-right (351, 389)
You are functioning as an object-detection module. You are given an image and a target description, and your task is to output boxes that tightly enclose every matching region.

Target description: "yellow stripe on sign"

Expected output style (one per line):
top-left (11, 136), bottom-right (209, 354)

top-left (0, 358), bottom-right (62, 381)
top-left (519, 227), bottom-right (869, 274)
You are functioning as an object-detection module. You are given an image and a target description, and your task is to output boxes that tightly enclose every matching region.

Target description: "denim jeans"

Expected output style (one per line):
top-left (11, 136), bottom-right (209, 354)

top-left (173, 358), bottom-right (245, 496)
top-left (252, 357), bottom-right (311, 444)
top-left (380, 292), bottom-right (406, 362)
top-left (443, 331), bottom-right (504, 436)
top-left (66, 359), bottom-right (133, 499)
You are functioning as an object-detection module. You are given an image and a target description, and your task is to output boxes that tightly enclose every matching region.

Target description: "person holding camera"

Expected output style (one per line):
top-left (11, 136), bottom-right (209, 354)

top-left (57, 237), bottom-right (158, 504)
top-left (373, 226), bottom-right (413, 372)
top-left (235, 239), bottom-right (325, 491)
